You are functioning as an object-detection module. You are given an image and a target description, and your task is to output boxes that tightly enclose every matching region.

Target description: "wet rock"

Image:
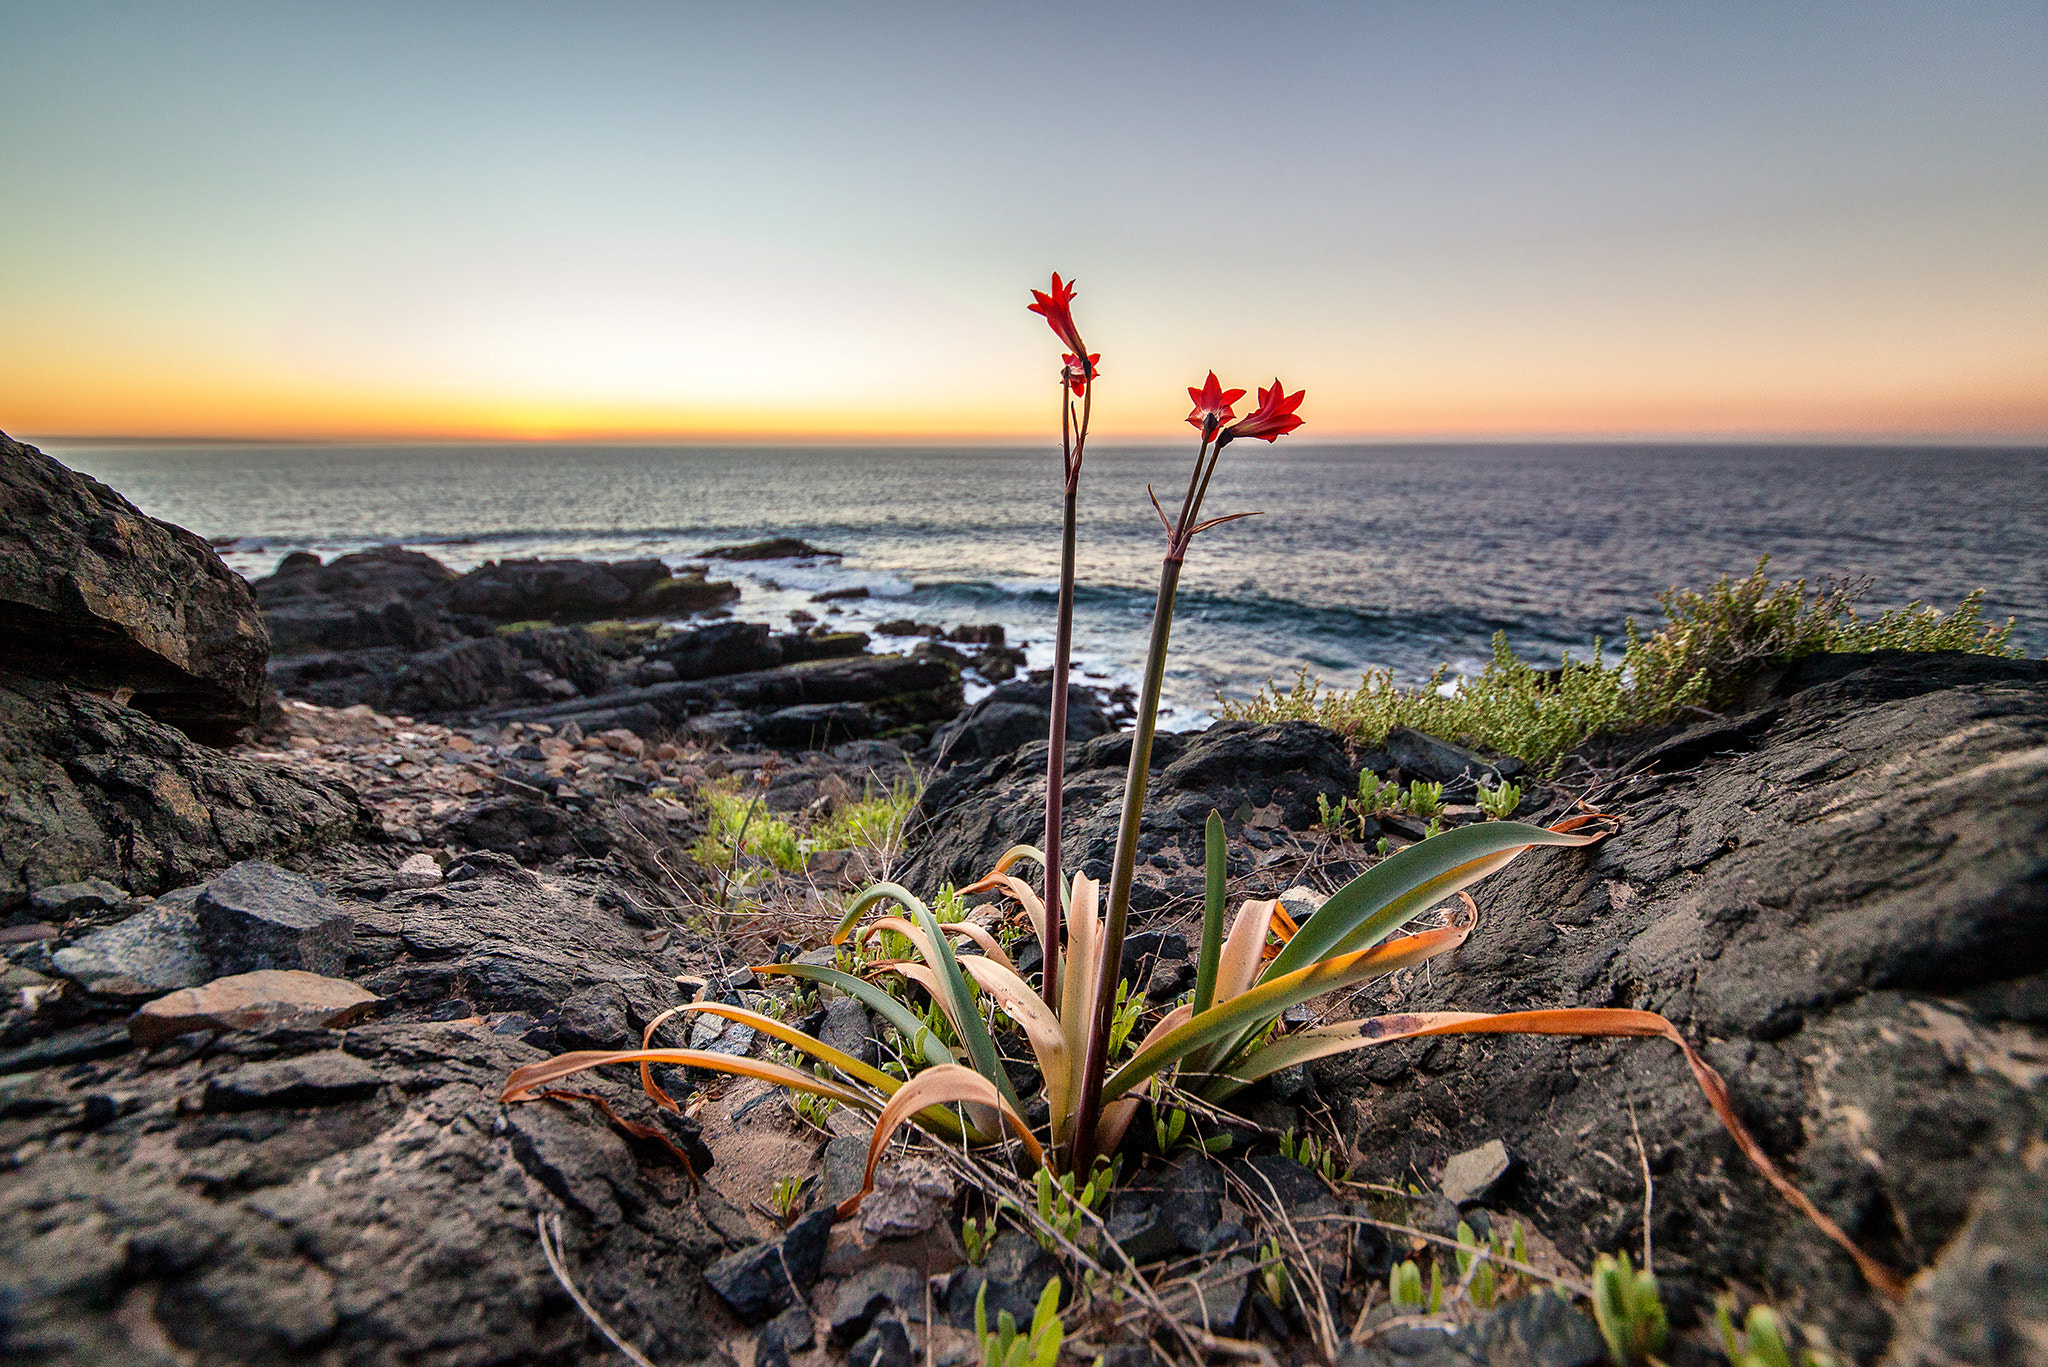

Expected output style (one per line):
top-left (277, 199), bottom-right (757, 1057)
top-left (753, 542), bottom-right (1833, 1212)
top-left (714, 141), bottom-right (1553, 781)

top-left (703, 1206), bottom-right (835, 1324)
top-left (195, 862), bottom-right (352, 978)
top-left (831, 1263), bottom-right (925, 1343)
top-left (130, 969), bottom-right (380, 1045)
top-left (1441, 1140), bottom-right (1513, 1207)
top-left (0, 431), bottom-right (269, 741)
top-left (849, 1317), bottom-right (914, 1367)
top-left (929, 680), bottom-right (1110, 768)
top-left (698, 537), bottom-right (841, 561)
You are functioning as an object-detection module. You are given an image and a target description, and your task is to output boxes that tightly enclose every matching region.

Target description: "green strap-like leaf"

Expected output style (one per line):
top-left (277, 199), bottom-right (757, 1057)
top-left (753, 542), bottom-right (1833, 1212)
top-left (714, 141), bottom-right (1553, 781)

top-left (1192, 810), bottom-right (1226, 1017)
top-left (754, 961), bottom-right (953, 1069)
top-left (1263, 821), bottom-right (1595, 982)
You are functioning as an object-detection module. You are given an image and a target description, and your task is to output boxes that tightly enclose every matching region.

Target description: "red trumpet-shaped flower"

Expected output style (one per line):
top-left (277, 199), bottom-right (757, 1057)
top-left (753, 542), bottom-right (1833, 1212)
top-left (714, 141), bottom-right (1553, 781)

top-left (1062, 352), bottom-right (1100, 396)
top-left (1185, 371), bottom-right (1246, 435)
top-left (1028, 274), bottom-right (1090, 366)
top-left (1220, 379), bottom-right (1305, 446)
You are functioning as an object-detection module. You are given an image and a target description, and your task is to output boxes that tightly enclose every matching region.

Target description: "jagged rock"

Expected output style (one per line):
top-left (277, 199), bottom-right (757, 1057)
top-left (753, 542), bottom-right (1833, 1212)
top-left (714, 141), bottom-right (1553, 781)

top-left (858, 1157), bottom-right (954, 1240)
top-left (646, 620), bottom-right (784, 679)
top-left (443, 557), bottom-right (737, 624)
top-left (0, 432), bottom-right (269, 741)
top-left (698, 537), bottom-right (841, 561)
top-left (0, 1018), bottom-right (728, 1363)
top-left (830, 1263), bottom-right (924, 1343)
top-left (1340, 1292), bottom-right (1606, 1367)
top-left (251, 546), bottom-right (457, 609)
top-left (703, 1207), bottom-right (835, 1324)
top-left (485, 653), bottom-right (962, 738)
top-left (194, 862), bottom-right (352, 978)
top-left (1315, 653), bottom-right (2048, 1359)
top-left (392, 853), bottom-right (442, 888)
top-left (758, 702), bottom-right (877, 748)
top-left (130, 969), bottom-right (380, 1044)
top-left (1382, 725), bottom-right (1521, 784)
top-left (0, 678), bottom-right (368, 911)
top-left (849, 1317), bottom-right (913, 1367)
top-left (944, 1230), bottom-right (1061, 1329)
top-left (929, 679), bottom-right (1110, 768)
top-left (51, 901), bottom-right (212, 998)
top-left (820, 997), bottom-right (877, 1067)
top-left (903, 719), bottom-right (1355, 916)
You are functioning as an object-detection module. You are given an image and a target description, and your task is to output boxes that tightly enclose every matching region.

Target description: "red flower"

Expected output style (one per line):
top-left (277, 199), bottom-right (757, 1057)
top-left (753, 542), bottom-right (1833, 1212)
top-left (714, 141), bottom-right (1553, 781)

top-left (1028, 273), bottom-right (1089, 363)
top-left (1062, 352), bottom-right (1100, 396)
top-left (1221, 379), bottom-right (1305, 445)
top-left (1185, 371), bottom-right (1246, 435)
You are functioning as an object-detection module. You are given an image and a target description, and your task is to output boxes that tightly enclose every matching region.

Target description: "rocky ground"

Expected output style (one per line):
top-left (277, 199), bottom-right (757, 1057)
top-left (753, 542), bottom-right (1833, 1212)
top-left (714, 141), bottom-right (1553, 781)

top-left (3, 429), bottom-right (2043, 1367)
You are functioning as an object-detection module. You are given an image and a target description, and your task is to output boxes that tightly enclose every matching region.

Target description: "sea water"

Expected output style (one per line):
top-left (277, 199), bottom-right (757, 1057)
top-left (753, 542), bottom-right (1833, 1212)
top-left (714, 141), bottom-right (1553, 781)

top-left (44, 440), bottom-right (2048, 727)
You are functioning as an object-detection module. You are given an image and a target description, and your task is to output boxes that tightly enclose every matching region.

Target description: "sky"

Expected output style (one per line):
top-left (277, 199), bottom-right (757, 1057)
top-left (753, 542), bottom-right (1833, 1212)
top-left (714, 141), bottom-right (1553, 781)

top-left (3, 1), bottom-right (2044, 442)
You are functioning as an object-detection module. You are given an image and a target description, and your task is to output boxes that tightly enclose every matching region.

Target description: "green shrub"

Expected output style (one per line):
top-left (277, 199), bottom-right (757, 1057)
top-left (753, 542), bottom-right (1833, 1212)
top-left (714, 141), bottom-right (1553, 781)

top-left (1220, 558), bottom-right (2018, 772)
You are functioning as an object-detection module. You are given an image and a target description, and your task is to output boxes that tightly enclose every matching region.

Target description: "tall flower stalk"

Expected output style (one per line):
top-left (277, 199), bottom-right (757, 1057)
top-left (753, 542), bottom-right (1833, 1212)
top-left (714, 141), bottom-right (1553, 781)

top-left (1067, 374), bottom-right (1302, 1172)
top-left (1026, 274), bottom-right (1099, 1008)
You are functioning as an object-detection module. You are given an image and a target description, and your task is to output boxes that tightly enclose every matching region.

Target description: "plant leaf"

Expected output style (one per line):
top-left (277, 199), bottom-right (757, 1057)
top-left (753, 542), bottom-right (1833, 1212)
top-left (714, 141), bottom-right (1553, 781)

top-left (1192, 809), bottom-right (1227, 1016)
top-left (753, 962), bottom-right (954, 1069)
top-left (955, 954), bottom-right (1071, 1134)
top-left (836, 1063), bottom-right (1044, 1217)
top-left (1264, 819), bottom-right (1604, 982)
top-left (1212, 1007), bottom-right (1905, 1301)
top-left (665, 1002), bottom-right (903, 1095)
top-left (962, 871), bottom-right (1049, 959)
top-left (1100, 920), bottom-right (1474, 1101)
top-left (503, 1048), bottom-right (876, 1111)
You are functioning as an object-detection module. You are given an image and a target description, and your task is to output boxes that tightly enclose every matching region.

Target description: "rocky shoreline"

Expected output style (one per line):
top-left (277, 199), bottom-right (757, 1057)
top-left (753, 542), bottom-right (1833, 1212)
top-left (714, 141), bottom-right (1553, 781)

top-left (3, 429), bottom-right (2043, 1367)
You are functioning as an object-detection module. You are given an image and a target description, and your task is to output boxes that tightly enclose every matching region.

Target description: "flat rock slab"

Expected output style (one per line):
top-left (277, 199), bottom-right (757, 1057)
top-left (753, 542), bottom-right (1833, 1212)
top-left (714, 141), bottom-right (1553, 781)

top-left (1440, 1140), bottom-right (1512, 1207)
top-left (202, 1051), bottom-right (384, 1111)
top-left (51, 904), bottom-right (211, 998)
top-left (130, 969), bottom-right (380, 1045)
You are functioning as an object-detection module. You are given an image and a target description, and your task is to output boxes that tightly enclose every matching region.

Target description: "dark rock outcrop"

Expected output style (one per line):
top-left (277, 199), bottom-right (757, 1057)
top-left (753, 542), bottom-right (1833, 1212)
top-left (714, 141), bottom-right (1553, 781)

top-left (0, 432), bottom-right (269, 741)
top-left (696, 537), bottom-right (841, 561)
top-left (1312, 653), bottom-right (2048, 1358)
top-left (929, 679), bottom-right (1110, 768)
top-left (900, 719), bottom-right (1355, 907)
top-left (0, 677), bottom-right (368, 910)
top-left (443, 557), bottom-right (737, 624)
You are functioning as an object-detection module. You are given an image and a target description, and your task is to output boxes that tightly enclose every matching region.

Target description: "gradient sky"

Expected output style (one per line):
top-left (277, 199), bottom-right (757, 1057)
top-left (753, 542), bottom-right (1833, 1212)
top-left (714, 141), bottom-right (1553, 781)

top-left (4, 2), bottom-right (2044, 441)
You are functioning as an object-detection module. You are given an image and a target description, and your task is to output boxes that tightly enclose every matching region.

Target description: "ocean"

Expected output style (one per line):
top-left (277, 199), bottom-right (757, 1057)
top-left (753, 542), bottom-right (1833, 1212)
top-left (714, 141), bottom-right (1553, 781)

top-left (43, 440), bottom-right (2048, 727)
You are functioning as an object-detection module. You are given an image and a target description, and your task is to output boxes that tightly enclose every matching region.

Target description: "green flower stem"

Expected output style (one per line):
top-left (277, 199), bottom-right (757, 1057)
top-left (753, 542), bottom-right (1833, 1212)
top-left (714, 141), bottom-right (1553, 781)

top-left (1069, 551), bottom-right (1183, 1174)
top-left (1041, 475), bottom-right (1077, 1006)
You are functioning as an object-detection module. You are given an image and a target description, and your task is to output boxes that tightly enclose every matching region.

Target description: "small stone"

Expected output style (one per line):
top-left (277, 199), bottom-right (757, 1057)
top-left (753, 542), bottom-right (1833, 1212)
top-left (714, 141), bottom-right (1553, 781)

top-left (848, 1317), bottom-right (913, 1367)
top-left (858, 1156), bottom-right (955, 1240)
top-left (29, 878), bottom-right (131, 919)
top-left (129, 970), bottom-right (379, 1045)
top-left (703, 1207), bottom-right (834, 1324)
top-left (51, 905), bottom-right (211, 998)
top-left (1441, 1139), bottom-right (1513, 1206)
top-left (392, 853), bottom-right (442, 889)
top-left (822, 1133), bottom-right (869, 1209)
top-left (820, 996), bottom-right (877, 1066)
top-left (194, 862), bottom-right (352, 978)
top-left (830, 1263), bottom-right (923, 1343)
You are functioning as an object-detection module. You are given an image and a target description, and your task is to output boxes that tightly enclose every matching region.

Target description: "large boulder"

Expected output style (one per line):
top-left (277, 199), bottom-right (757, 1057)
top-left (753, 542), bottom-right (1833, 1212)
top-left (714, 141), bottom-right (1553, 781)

top-left (0, 677), bottom-right (368, 910)
top-left (1310, 653), bottom-right (2048, 1360)
top-left (249, 546), bottom-right (457, 609)
top-left (0, 432), bottom-right (268, 742)
top-left (929, 679), bottom-right (1110, 768)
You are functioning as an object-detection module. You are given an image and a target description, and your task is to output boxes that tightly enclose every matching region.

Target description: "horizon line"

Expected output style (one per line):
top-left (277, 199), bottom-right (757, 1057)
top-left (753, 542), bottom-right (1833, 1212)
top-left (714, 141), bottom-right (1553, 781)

top-left (22, 429), bottom-right (2048, 450)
